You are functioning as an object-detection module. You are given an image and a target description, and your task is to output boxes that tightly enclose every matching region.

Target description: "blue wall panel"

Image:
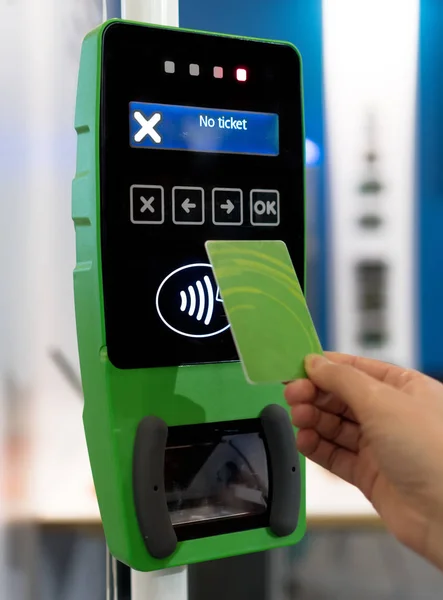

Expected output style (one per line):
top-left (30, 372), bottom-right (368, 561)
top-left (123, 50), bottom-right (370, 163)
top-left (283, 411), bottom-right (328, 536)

top-left (180, 0), bottom-right (328, 347)
top-left (418, 0), bottom-right (443, 374)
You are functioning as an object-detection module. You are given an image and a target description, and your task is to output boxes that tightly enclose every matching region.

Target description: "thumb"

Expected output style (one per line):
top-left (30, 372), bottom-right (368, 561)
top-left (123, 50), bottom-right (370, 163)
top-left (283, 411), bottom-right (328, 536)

top-left (304, 354), bottom-right (395, 421)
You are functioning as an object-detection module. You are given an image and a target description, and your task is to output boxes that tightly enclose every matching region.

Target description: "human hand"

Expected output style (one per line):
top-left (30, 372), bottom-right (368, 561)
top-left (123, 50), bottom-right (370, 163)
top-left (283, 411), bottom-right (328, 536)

top-left (284, 352), bottom-right (443, 570)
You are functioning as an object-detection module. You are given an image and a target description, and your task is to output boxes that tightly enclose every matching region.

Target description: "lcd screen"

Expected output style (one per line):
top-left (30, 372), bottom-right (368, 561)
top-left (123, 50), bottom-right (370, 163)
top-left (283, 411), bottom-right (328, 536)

top-left (129, 102), bottom-right (279, 156)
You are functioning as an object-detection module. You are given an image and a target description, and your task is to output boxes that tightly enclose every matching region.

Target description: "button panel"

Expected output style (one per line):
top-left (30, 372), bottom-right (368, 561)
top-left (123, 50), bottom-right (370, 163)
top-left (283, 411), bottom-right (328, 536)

top-left (129, 186), bottom-right (280, 226)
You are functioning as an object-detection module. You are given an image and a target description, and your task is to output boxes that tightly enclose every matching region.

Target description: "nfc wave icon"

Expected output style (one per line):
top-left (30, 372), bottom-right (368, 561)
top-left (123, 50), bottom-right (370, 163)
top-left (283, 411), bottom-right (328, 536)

top-left (155, 263), bottom-right (230, 339)
top-left (179, 276), bottom-right (223, 326)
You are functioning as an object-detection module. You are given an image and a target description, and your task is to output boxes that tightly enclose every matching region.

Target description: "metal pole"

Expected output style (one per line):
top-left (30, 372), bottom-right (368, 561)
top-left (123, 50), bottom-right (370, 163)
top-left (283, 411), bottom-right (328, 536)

top-left (112, 1), bottom-right (183, 598)
top-left (121, 0), bottom-right (179, 27)
top-left (131, 567), bottom-right (188, 600)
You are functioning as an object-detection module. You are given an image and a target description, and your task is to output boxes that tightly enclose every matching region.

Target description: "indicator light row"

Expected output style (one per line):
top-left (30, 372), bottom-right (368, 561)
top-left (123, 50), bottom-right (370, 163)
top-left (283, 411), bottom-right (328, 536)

top-left (164, 61), bottom-right (247, 82)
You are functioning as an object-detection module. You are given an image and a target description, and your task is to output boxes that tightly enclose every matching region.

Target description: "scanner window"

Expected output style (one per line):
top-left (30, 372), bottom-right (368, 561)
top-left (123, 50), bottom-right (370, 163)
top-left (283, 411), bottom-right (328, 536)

top-left (164, 419), bottom-right (269, 541)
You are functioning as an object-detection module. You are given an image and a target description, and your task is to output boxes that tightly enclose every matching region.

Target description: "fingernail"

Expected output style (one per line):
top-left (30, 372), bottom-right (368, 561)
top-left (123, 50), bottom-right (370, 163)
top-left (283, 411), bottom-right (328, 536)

top-left (305, 354), bottom-right (328, 370)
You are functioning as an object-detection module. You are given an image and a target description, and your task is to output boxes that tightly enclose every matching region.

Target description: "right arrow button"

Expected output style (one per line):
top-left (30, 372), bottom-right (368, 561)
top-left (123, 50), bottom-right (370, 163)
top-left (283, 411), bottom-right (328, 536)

top-left (212, 188), bottom-right (243, 226)
top-left (221, 199), bottom-right (235, 215)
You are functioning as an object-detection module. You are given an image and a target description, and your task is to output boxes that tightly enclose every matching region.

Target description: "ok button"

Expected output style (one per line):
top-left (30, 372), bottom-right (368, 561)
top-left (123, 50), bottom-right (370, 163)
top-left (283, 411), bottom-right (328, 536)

top-left (250, 189), bottom-right (280, 226)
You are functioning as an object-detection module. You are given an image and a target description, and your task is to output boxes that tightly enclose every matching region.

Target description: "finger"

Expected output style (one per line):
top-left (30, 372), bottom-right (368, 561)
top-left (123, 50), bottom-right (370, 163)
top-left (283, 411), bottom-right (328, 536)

top-left (284, 379), bottom-right (317, 406)
top-left (324, 351), bottom-right (423, 392)
top-left (291, 403), bottom-right (360, 452)
top-left (305, 354), bottom-right (398, 421)
top-left (285, 380), bottom-right (357, 423)
top-left (314, 391), bottom-right (357, 423)
top-left (296, 429), bottom-right (357, 486)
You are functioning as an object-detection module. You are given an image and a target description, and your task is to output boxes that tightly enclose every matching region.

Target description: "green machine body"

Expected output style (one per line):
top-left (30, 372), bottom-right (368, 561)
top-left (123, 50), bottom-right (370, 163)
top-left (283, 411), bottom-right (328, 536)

top-left (73, 19), bottom-right (307, 572)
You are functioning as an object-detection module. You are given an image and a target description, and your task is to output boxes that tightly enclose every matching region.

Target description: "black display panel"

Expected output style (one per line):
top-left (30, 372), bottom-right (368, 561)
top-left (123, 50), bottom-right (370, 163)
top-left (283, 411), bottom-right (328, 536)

top-left (100, 22), bottom-right (305, 369)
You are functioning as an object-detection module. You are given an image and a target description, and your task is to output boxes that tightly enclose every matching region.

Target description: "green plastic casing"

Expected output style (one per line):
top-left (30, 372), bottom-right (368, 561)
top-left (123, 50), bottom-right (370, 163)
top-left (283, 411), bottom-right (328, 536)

top-left (72, 19), bottom-right (306, 572)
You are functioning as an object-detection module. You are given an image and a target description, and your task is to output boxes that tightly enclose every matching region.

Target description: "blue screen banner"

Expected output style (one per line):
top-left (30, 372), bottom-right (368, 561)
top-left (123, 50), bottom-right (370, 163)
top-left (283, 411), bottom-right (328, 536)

top-left (129, 102), bottom-right (279, 156)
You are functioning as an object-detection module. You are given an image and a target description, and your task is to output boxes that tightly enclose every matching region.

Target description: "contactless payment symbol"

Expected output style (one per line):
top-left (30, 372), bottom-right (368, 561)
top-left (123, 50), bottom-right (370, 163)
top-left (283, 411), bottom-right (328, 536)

top-left (179, 276), bottom-right (223, 325)
top-left (155, 263), bottom-right (230, 338)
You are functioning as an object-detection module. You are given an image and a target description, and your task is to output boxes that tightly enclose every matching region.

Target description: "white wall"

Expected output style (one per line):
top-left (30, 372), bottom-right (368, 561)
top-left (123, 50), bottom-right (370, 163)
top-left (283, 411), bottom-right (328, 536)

top-left (0, 0), bottom-right (103, 520)
top-left (323, 0), bottom-right (419, 368)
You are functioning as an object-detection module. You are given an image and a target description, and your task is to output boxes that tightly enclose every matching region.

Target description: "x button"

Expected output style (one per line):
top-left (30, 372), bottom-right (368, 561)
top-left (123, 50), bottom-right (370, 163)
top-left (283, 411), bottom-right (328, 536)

top-left (130, 185), bottom-right (164, 224)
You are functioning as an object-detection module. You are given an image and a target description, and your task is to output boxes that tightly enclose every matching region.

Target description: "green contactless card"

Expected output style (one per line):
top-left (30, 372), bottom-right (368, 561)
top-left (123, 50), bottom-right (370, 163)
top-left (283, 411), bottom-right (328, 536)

top-left (205, 240), bottom-right (323, 384)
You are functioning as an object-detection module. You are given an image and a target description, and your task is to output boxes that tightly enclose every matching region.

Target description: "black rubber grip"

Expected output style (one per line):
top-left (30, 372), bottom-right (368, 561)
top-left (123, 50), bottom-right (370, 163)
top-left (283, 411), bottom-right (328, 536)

top-left (133, 415), bottom-right (177, 559)
top-left (260, 404), bottom-right (301, 537)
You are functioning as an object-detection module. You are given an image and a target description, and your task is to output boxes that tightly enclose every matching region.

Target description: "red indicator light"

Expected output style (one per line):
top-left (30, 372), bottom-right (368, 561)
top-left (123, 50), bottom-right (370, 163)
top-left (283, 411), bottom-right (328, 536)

top-left (213, 66), bottom-right (223, 78)
top-left (236, 68), bottom-right (247, 82)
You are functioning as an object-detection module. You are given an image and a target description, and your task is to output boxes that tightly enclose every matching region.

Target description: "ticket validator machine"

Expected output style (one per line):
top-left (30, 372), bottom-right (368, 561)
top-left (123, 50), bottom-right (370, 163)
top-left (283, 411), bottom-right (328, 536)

top-left (73, 20), bottom-right (306, 572)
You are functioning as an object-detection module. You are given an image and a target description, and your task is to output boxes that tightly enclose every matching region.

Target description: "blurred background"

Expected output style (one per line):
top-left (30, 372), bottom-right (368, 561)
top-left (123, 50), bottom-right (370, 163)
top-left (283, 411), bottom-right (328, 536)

top-left (1, 0), bottom-right (443, 597)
